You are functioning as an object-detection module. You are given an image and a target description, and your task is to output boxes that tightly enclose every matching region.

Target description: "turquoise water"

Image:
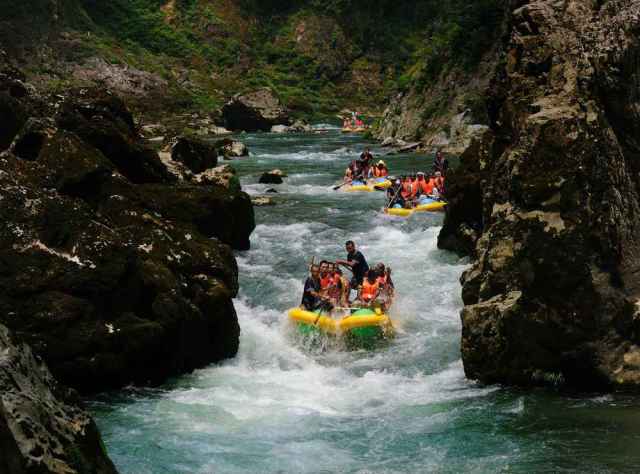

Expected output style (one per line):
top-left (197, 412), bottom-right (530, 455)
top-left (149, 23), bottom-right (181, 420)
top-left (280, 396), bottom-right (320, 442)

top-left (90, 128), bottom-right (640, 473)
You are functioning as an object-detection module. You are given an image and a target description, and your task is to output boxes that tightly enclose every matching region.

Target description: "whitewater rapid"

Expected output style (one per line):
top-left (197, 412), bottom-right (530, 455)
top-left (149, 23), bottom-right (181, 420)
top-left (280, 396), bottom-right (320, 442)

top-left (91, 130), bottom-right (640, 474)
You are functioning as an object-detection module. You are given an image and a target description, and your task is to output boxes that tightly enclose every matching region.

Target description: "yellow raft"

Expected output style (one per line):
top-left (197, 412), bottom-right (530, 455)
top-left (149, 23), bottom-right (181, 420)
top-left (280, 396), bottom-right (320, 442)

top-left (385, 199), bottom-right (447, 216)
top-left (288, 307), bottom-right (395, 348)
top-left (341, 127), bottom-right (368, 134)
top-left (345, 178), bottom-right (392, 192)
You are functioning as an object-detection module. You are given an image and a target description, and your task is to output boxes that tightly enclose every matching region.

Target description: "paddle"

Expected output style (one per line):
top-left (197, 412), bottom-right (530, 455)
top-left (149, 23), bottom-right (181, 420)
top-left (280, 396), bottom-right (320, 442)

top-left (333, 181), bottom-right (349, 191)
top-left (385, 184), bottom-right (402, 210)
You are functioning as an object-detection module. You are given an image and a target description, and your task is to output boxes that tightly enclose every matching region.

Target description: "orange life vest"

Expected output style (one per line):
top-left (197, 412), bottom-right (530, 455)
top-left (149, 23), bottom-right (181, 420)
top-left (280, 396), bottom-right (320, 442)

top-left (417, 179), bottom-right (434, 195)
top-left (320, 275), bottom-right (333, 290)
top-left (361, 279), bottom-right (379, 301)
top-left (434, 176), bottom-right (445, 192)
top-left (374, 167), bottom-right (388, 177)
top-left (401, 181), bottom-right (416, 199)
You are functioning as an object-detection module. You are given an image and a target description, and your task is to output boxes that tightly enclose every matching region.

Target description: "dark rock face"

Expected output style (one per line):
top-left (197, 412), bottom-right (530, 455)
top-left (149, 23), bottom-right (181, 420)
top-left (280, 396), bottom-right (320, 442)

top-left (213, 138), bottom-right (249, 159)
top-left (0, 324), bottom-right (118, 474)
top-left (439, 0), bottom-right (640, 390)
top-left (172, 136), bottom-right (218, 173)
top-left (259, 170), bottom-right (285, 185)
top-left (222, 88), bottom-right (290, 132)
top-left (56, 89), bottom-right (174, 184)
top-left (0, 58), bottom-right (255, 393)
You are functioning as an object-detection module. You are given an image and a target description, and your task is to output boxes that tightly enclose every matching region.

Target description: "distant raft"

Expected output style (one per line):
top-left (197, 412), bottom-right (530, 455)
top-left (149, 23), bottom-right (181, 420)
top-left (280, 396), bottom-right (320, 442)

top-left (341, 127), bottom-right (368, 134)
top-left (288, 307), bottom-right (395, 349)
top-left (385, 197), bottom-right (447, 216)
top-left (345, 178), bottom-right (392, 192)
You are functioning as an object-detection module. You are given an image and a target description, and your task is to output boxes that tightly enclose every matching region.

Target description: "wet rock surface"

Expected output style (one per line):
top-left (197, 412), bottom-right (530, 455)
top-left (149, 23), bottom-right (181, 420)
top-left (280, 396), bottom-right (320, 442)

top-left (222, 88), bottom-right (290, 132)
top-left (259, 169), bottom-right (287, 185)
top-left (171, 136), bottom-right (218, 173)
top-left (439, 0), bottom-right (640, 390)
top-left (0, 324), bottom-right (118, 474)
top-left (0, 57), bottom-right (255, 393)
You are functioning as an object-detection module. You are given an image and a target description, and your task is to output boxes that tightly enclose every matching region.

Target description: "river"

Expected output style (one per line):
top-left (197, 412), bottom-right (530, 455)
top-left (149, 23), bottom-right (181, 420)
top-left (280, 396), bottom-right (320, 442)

top-left (90, 128), bottom-right (640, 473)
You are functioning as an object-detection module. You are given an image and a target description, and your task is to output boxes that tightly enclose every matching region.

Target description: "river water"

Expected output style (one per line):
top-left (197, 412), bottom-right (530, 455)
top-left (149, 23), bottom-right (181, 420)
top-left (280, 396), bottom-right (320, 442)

top-left (91, 129), bottom-right (640, 473)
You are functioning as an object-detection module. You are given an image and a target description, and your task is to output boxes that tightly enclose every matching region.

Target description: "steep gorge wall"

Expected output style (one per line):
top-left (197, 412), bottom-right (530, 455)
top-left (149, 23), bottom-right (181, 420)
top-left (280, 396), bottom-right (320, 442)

top-left (439, 0), bottom-right (640, 390)
top-left (0, 52), bottom-right (254, 393)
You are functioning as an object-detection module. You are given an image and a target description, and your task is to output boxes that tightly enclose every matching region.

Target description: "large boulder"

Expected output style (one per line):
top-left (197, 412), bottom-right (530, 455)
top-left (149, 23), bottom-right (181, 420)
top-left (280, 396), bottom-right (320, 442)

top-left (222, 88), bottom-right (290, 132)
top-left (214, 138), bottom-right (249, 159)
top-left (171, 136), bottom-right (218, 173)
top-left (56, 89), bottom-right (173, 184)
top-left (0, 324), bottom-right (118, 473)
top-left (0, 74), bottom-right (255, 393)
top-left (259, 169), bottom-right (286, 185)
top-left (440, 0), bottom-right (640, 391)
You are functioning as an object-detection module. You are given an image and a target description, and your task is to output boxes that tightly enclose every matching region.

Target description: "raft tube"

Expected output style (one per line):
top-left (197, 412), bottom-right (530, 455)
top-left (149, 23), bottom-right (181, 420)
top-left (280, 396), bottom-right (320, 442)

top-left (385, 198), bottom-right (447, 216)
top-left (288, 307), bottom-right (395, 349)
top-left (345, 178), bottom-right (392, 192)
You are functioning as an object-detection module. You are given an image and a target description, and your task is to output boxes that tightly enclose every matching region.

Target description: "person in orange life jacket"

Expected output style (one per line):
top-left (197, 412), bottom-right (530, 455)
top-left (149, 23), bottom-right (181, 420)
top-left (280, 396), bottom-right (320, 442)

top-left (373, 161), bottom-right (389, 178)
top-left (332, 265), bottom-right (349, 307)
top-left (433, 171), bottom-right (445, 195)
top-left (400, 174), bottom-right (417, 206)
top-left (375, 263), bottom-right (394, 309)
top-left (358, 270), bottom-right (381, 305)
top-left (319, 261), bottom-right (334, 291)
top-left (415, 172), bottom-right (434, 197)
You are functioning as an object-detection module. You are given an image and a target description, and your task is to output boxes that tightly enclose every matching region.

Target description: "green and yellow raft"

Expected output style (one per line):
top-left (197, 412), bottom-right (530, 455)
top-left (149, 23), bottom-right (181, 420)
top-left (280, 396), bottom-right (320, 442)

top-left (385, 198), bottom-right (447, 216)
top-left (345, 178), bottom-right (392, 192)
top-left (288, 307), bottom-right (395, 349)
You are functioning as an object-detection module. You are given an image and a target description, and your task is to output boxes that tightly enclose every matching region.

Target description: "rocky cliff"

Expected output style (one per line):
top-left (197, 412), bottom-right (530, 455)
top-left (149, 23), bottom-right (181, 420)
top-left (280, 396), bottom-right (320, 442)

top-left (0, 52), bottom-right (254, 393)
top-left (439, 0), bottom-right (640, 390)
top-left (0, 323), bottom-right (117, 474)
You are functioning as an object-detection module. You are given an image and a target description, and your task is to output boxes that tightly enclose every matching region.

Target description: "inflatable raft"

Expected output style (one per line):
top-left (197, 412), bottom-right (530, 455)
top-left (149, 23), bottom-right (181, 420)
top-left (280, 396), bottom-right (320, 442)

top-left (345, 178), bottom-right (392, 192)
top-left (288, 307), bottom-right (395, 349)
top-left (385, 197), bottom-right (447, 216)
top-left (341, 127), bottom-right (368, 134)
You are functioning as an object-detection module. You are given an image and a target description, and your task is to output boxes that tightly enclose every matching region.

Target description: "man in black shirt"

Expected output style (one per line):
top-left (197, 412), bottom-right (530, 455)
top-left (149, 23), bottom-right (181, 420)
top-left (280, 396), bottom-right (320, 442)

top-left (433, 150), bottom-right (449, 175)
top-left (336, 240), bottom-right (369, 290)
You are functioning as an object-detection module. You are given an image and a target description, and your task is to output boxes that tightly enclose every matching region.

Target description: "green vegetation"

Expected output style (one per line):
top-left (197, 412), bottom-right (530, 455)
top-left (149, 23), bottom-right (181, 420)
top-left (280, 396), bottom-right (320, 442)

top-left (5, 0), bottom-right (505, 118)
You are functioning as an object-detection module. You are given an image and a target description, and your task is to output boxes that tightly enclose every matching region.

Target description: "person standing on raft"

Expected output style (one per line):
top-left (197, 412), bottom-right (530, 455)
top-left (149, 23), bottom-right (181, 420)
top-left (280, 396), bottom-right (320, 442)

top-left (433, 151), bottom-right (449, 175)
top-left (336, 240), bottom-right (369, 293)
top-left (359, 148), bottom-right (374, 178)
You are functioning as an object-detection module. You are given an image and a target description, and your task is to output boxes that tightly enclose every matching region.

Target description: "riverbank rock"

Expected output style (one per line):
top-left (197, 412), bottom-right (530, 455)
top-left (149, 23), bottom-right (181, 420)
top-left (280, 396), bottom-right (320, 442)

top-left (0, 324), bottom-right (118, 473)
top-left (270, 120), bottom-right (312, 134)
top-left (259, 169), bottom-right (286, 184)
top-left (251, 196), bottom-right (276, 207)
top-left (214, 138), bottom-right (249, 159)
top-left (222, 88), bottom-right (290, 132)
top-left (194, 164), bottom-right (240, 192)
top-left (0, 61), bottom-right (254, 393)
top-left (171, 136), bottom-right (218, 173)
top-left (440, 0), bottom-right (640, 391)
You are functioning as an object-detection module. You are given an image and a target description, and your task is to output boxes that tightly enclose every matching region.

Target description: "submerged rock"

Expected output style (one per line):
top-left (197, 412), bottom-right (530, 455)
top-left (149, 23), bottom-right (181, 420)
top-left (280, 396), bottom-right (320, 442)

top-left (0, 324), bottom-right (118, 473)
top-left (222, 87), bottom-right (290, 132)
top-left (440, 0), bottom-right (640, 391)
top-left (259, 169), bottom-right (286, 184)
top-left (251, 196), bottom-right (276, 207)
